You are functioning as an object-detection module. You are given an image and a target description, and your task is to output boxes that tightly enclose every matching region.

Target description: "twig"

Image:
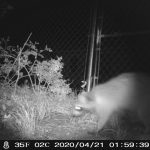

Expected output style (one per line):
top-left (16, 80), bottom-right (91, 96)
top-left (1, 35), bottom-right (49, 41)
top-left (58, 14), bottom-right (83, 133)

top-left (4, 33), bottom-right (32, 82)
top-left (14, 33), bottom-right (32, 94)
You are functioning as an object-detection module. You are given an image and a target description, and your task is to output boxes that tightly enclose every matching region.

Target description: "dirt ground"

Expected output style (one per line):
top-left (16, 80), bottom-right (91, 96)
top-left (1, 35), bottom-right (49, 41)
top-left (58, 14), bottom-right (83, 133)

top-left (0, 111), bottom-right (149, 140)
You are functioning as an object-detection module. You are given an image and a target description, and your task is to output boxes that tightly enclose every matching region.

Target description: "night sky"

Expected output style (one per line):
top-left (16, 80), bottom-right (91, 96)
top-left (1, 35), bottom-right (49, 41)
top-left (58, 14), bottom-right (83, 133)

top-left (2, 0), bottom-right (150, 39)
top-left (1, 0), bottom-right (150, 49)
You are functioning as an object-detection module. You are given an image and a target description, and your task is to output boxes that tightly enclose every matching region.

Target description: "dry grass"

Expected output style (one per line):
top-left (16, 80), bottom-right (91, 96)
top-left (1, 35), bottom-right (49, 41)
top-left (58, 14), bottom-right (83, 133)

top-left (0, 86), bottom-right (150, 140)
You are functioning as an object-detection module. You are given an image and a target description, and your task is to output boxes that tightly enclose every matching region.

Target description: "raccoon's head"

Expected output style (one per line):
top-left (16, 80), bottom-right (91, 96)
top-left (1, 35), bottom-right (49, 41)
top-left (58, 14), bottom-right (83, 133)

top-left (72, 92), bottom-right (96, 117)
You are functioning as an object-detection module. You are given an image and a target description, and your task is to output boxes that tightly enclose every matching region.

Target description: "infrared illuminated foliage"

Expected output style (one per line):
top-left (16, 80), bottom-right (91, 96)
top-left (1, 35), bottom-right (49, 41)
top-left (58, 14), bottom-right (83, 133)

top-left (0, 34), bottom-right (74, 139)
top-left (0, 33), bottom-right (72, 95)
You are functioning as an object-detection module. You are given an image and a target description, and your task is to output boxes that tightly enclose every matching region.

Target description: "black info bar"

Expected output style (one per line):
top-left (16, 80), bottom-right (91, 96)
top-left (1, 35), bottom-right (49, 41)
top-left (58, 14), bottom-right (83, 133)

top-left (0, 140), bottom-right (150, 150)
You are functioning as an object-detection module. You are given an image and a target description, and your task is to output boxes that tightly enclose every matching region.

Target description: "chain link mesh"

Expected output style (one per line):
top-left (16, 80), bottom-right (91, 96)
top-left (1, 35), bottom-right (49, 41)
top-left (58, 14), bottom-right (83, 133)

top-left (96, 0), bottom-right (150, 83)
top-left (0, 0), bottom-right (92, 92)
top-left (1, 0), bottom-right (150, 91)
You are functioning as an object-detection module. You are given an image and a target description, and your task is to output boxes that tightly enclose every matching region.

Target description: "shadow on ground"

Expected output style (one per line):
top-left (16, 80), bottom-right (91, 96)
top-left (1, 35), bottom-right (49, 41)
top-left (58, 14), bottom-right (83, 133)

top-left (0, 121), bottom-right (21, 140)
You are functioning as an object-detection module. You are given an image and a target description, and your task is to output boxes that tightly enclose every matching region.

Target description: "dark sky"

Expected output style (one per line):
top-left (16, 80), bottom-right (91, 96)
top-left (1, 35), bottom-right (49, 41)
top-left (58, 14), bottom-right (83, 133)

top-left (1, 0), bottom-right (150, 33)
top-left (1, 0), bottom-right (150, 61)
top-left (1, 0), bottom-right (150, 31)
top-left (1, 0), bottom-right (150, 55)
top-left (104, 0), bottom-right (150, 32)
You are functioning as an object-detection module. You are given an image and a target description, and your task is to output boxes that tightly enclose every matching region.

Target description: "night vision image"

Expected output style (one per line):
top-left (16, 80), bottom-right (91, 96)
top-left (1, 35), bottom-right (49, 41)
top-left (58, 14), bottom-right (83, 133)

top-left (0, 0), bottom-right (150, 141)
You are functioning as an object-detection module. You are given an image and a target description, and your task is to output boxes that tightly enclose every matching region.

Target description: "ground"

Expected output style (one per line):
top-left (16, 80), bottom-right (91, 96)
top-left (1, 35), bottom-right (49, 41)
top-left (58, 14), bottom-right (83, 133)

top-left (0, 110), bottom-right (149, 140)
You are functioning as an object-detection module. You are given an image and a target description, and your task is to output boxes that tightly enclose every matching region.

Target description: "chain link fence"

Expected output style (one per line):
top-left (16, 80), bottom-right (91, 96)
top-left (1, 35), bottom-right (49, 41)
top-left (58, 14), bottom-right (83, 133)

top-left (94, 0), bottom-right (150, 84)
top-left (0, 0), bottom-right (92, 92)
top-left (1, 0), bottom-right (150, 91)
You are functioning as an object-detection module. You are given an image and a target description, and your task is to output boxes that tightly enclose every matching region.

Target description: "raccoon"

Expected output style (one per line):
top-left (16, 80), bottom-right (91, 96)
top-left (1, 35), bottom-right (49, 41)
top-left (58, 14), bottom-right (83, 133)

top-left (73, 73), bottom-right (150, 134)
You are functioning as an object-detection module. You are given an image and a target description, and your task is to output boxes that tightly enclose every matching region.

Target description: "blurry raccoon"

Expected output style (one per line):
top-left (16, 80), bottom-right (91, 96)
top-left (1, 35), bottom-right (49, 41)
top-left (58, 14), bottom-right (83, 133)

top-left (73, 73), bottom-right (150, 134)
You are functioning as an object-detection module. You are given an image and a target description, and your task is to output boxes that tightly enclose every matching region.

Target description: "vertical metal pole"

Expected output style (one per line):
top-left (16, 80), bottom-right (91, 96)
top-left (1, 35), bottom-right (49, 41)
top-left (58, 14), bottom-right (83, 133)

top-left (94, 12), bottom-right (103, 86)
top-left (96, 20), bottom-right (103, 85)
top-left (93, 28), bottom-right (101, 87)
top-left (86, 0), bottom-right (98, 92)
